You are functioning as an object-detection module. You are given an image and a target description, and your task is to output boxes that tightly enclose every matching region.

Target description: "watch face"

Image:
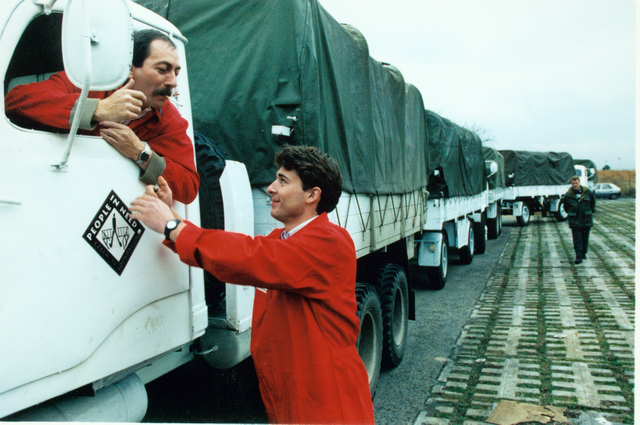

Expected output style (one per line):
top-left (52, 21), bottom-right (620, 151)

top-left (165, 220), bottom-right (179, 240)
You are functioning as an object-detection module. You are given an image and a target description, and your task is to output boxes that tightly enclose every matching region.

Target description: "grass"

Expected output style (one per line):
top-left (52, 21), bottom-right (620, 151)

top-left (598, 170), bottom-right (636, 197)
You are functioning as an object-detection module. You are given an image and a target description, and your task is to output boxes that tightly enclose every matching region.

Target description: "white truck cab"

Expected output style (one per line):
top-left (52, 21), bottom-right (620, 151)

top-left (574, 163), bottom-right (596, 189)
top-left (0, 0), bottom-right (254, 420)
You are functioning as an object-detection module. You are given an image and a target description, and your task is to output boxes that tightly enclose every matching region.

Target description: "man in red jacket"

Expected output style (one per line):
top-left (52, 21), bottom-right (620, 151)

top-left (5, 29), bottom-right (199, 204)
top-left (131, 146), bottom-right (374, 424)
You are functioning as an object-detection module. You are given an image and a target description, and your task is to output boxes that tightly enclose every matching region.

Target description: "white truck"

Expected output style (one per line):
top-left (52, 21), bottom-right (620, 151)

top-left (499, 150), bottom-right (577, 226)
top-left (483, 146), bottom-right (506, 240)
top-left (410, 111), bottom-right (497, 290)
top-left (1, 0), bottom-right (500, 420)
top-left (573, 159), bottom-right (598, 190)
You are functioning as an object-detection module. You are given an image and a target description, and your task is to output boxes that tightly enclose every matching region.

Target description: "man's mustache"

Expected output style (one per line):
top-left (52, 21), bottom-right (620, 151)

top-left (152, 87), bottom-right (173, 97)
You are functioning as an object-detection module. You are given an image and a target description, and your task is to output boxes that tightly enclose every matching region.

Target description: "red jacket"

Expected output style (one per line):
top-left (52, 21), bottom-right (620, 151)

top-left (171, 214), bottom-right (374, 424)
top-left (5, 72), bottom-right (199, 204)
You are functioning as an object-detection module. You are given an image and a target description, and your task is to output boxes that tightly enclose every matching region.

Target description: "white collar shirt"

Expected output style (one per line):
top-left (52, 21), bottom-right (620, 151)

top-left (280, 215), bottom-right (319, 240)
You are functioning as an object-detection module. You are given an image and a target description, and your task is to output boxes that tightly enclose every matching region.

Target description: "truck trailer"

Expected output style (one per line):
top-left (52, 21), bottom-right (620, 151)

top-left (499, 150), bottom-right (575, 226)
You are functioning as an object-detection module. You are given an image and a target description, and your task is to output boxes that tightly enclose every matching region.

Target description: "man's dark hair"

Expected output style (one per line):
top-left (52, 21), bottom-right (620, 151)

top-left (571, 175), bottom-right (580, 182)
top-left (275, 146), bottom-right (343, 214)
top-left (132, 29), bottom-right (176, 68)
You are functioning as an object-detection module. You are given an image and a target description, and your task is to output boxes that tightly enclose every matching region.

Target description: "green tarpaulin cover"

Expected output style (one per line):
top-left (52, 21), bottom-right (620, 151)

top-left (424, 110), bottom-right (486, 197)
top-left (500, 150), bottom-right (574, 187)
top-left (134, 0), bottom-right (429, 195)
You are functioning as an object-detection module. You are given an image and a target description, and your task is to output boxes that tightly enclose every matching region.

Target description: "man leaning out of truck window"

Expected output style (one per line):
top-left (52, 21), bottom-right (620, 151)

top-left (5, 29), bottom-right (199, 204)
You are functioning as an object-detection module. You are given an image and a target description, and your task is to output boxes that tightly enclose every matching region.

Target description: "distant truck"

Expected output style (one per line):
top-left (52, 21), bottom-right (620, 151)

top-left (498, 150), bottom-right (575, 226)
top-left (412, 111), bottom-right (494, 290)
top-left (483, 147), bottom-right (506, 239)
top-left (1, 0), bottom-right (502, 420)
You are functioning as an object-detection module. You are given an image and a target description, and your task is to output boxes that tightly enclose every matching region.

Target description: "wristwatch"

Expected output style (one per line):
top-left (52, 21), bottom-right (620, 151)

top-left (164, 219), bottom-right (181, 241)
top-left (135, 143), bottom-right (151, 165)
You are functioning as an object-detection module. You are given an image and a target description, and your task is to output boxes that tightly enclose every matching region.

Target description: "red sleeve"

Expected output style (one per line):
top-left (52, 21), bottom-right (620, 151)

top-left (5, 72), bottom-right (199, 203)
top-left (174, 218), bottom-right (354, 298)
top-left (5, 72), bottom-right (88, 131)
top-left (145, 103), bottom-right (200, 204)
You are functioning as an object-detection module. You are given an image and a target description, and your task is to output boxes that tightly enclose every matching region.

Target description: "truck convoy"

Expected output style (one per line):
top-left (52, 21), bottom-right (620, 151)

top-left (0, 0), bottom-right (591, 421)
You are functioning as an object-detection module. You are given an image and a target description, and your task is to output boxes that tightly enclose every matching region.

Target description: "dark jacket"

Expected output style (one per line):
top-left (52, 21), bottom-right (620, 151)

top-left (564, 185), bottom-right (596, 228)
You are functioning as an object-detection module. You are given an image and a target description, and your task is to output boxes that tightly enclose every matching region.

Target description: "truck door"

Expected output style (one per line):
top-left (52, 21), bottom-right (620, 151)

top-left (0, 4), bottom-right (203, 415)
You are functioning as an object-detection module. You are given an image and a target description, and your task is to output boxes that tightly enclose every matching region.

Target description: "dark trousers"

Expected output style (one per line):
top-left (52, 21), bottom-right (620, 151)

top-left (571, 227), bottom-right (591, 259)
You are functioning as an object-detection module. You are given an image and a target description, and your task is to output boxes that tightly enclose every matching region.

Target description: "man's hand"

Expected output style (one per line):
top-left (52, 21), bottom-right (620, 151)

top-left (130, 190), bottom-right (179, 235)
top-left (148, 176), bottom-right (173, 208)
top-left (94, 79), bottom-right (147, 123)
top-left (99, 121), bottom-right (147, 164)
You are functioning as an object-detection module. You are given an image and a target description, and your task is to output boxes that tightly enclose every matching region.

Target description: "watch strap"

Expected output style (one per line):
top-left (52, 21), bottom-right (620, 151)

top-left (164, 219), bottom-right (181, 241)
top-left (135, 143), bottom-right (151, 165)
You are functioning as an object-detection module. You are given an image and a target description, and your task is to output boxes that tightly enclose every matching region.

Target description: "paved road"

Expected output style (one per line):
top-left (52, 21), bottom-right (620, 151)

top-left (372, 223), bottom-right (513, 424)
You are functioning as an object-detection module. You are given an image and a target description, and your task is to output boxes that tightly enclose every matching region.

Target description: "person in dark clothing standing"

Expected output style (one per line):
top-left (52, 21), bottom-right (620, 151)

top-left (564, 176), bottom-right (596, 264)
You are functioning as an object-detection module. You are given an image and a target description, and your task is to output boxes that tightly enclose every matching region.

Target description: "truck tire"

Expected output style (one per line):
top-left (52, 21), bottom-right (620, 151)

top-left (458, 224), bottom-right (474, 265)
top-left (473, 220), bottom-right (487, 255)
top-left (554, 200), bottom-right (568, 222)
top-left (487, 207), bottom-right (502, 239)
top-left (426, 232), bottom-right (448, 290)
top-left (516, 203), bottom-right (531, 226)
top-left (355, 282), bottom-right (383, 397)
top-left (378, 264), bottom-right (409, 369)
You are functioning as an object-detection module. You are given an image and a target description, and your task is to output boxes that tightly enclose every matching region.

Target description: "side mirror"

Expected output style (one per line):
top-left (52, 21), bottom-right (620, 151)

top-left (62, 0), bottom-right (133, 90)
top-left (485, 160), bottom-right (498, 178)
top-left (53, 0), bottom-right (133, 171)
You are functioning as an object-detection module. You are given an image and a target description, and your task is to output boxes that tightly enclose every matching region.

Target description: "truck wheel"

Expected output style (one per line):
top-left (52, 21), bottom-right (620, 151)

top-left (378, 264), bottom-right (409, 369)
top-left (487, 208), bottom-right (502, 239)
top-left (426, 232), bottom-right (448, 290)
top-left (516, 203), bottom-right (530, 226)
top-left (355, 282), bottom-right (383, 397)
top-left (458, 224), bottom-right (474, 265)
top-left (610, 194), bottom-right (619, 200)
top-left (554, 200), bottom-right (568, 221)
top-left (473, 220), bottom-right (487, 255)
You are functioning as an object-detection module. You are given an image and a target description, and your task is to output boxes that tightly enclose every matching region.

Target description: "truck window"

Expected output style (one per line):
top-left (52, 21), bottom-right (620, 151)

top-left (4, 13), bottom-right (64, 125)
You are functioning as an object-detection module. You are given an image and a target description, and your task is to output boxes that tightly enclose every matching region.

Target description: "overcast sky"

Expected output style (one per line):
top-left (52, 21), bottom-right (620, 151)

top-left (318, 0), bottom-right (636, 170)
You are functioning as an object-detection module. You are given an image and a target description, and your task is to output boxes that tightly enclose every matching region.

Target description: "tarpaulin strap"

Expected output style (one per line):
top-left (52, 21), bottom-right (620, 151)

top-left (354, 194), bottom-right (369, 241)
